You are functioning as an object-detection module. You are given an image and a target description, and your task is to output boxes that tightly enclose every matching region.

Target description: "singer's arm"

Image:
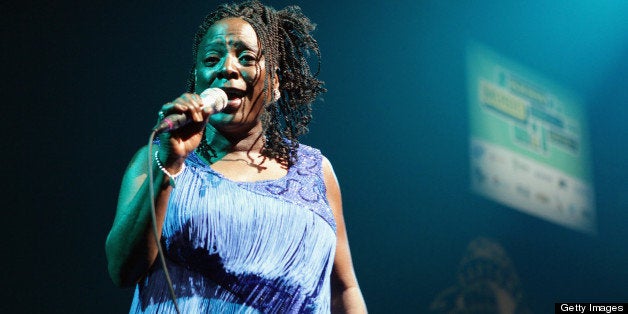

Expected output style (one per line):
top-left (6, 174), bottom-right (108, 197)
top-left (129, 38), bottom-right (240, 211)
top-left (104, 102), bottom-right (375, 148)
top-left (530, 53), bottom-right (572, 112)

top-left (323, 157), bottom-right (367, 313)
top-left (106, 93), bottom-right (207, 287)
top-left (105, 145), bottom-right (184, 287)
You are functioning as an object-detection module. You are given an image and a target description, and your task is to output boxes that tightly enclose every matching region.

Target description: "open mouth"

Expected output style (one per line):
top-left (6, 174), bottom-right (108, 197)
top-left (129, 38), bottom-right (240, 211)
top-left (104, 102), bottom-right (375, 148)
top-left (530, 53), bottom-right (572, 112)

top-left (221, 87), bottom-right (246, 100)
top-left (219, 87), bottom-right (246, 113)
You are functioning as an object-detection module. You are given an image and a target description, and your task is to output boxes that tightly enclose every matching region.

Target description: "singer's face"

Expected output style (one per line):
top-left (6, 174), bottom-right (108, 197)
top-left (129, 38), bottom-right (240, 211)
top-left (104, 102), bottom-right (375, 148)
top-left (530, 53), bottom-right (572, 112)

top-left (194, 18), bottom-right (272, 131)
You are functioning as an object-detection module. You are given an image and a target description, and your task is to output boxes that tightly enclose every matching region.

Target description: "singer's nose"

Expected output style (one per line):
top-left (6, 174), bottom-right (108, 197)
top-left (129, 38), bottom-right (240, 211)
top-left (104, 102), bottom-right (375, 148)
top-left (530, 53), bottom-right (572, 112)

top-left (217, 55), bottom-right (238, 80)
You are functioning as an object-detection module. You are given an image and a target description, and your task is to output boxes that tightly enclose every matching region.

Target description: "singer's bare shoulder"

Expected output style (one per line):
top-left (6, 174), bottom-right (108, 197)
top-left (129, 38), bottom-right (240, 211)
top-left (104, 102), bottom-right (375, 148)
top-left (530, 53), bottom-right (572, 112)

top-left (321, 156), bottom-right (342, 215)
top-left (117, 145), bottom-right (152, 213)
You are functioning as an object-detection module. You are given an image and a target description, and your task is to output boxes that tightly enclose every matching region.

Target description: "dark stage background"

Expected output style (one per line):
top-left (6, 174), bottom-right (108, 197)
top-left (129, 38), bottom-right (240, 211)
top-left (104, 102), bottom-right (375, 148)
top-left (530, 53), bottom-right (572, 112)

top-left (5, 0), bottom-right (627, 312)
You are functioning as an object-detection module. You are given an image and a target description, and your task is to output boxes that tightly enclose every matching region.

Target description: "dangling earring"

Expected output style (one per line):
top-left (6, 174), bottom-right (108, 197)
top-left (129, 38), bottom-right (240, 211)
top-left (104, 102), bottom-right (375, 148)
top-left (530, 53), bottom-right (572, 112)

top-left (273, 89), bottom-right (281, 101)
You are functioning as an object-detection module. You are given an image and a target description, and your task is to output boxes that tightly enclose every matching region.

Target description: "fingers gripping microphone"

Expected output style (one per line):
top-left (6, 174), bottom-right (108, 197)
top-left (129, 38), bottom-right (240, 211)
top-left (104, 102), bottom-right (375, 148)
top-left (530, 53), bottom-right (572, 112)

top-left (153, 88), bottom-right (228, 134)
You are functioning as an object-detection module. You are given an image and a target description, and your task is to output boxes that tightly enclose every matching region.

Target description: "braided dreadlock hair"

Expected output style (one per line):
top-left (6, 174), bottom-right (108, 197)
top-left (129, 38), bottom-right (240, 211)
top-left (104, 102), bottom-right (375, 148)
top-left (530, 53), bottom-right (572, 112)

top-left (187, 0), bottom-right (326, 166)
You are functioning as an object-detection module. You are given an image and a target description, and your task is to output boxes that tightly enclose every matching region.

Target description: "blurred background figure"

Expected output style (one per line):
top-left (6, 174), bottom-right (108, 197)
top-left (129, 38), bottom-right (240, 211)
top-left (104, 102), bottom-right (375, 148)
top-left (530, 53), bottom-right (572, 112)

top-left (431, 237), bottom-right (532, 314)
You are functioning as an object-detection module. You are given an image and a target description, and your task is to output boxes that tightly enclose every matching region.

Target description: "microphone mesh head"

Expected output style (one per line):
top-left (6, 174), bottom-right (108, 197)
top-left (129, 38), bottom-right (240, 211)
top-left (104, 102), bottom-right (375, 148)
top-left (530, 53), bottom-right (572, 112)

top-left (200, 88), bottom-right (228, 113)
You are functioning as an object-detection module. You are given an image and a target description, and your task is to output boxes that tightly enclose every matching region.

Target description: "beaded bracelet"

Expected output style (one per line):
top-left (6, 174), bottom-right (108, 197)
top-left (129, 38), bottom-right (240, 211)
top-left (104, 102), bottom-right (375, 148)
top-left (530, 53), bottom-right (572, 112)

top-left (154, 150), bottom-right (185, 187)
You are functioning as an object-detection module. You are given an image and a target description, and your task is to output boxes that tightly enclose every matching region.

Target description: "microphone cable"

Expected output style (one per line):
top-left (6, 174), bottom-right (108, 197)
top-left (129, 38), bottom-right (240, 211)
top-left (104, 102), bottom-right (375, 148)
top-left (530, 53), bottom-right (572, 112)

top-left (142, 88), bottom-right (225, 313)
top-left (147, 131), bottom-right (181, 314)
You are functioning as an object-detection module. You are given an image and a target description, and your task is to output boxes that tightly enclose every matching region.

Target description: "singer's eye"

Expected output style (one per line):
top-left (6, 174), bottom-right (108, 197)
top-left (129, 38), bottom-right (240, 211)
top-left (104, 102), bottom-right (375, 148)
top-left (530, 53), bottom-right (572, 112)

top-left (239, 53), bottom-right (257, 66)
top-left (203, 56), bottom-right (220, 66)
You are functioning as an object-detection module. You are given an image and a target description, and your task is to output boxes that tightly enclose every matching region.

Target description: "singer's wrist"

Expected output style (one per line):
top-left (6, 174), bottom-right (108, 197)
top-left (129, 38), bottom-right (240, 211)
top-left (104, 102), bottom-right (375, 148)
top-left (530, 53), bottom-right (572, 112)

top-left (164, 160), bottom-right (185, 175)
top-left (154, 150), bottom-right (186, 187)
top-left (156, 143), bottom-right (187, 167)
top-left (161, 155), bottom-right (186, 174)
top-left (155, 146), bottom-right (185, 170)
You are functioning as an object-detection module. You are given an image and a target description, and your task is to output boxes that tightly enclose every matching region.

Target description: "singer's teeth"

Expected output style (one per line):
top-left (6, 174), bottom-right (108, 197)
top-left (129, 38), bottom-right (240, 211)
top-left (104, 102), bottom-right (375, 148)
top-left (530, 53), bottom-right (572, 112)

top-left (223, 88), bottom-right (246, 99)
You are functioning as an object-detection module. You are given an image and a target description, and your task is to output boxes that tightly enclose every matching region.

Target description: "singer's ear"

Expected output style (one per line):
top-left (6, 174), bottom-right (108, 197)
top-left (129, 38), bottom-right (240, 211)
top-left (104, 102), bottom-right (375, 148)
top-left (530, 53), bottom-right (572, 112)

top-left (272, 67), bottom-right (280, 90)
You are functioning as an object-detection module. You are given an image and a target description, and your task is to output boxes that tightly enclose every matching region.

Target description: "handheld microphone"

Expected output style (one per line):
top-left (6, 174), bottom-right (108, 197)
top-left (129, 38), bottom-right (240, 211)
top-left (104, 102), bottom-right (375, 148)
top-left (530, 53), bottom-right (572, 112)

top-left (153, 88), bottom-right (228, 134)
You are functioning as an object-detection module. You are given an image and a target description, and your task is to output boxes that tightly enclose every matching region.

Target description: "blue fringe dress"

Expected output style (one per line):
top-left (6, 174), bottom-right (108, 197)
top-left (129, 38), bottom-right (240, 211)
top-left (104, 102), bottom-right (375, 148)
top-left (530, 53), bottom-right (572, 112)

top-left (130, 144), bottom-right (337, 313)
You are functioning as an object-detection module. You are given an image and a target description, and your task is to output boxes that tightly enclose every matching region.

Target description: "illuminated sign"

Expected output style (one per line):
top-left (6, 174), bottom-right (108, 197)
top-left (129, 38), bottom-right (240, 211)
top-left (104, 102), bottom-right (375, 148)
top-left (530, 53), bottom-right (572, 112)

top-left (468, 41), bottom-right (596, 234)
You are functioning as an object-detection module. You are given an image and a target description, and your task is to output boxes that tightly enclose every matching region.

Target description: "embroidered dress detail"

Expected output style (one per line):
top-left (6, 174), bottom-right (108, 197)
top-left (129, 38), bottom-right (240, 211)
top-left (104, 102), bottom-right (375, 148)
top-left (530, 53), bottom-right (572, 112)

top-left (130, 144), bottom-right (337, 313)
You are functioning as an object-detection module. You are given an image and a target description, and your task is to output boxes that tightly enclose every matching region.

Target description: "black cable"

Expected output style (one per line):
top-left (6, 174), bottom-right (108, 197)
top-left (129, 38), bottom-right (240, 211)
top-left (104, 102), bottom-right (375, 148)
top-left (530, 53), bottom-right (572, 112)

top-left (147, 131), bottom-right (181, 314)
